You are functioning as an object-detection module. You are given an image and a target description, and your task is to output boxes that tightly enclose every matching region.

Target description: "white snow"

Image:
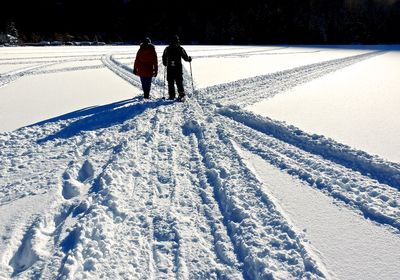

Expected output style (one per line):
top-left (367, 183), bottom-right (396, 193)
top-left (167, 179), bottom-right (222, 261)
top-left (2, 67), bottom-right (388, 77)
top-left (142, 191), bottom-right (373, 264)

top-left (247, 50), bottom-right (400, 163)
top-left (0, 64), bottom-right (35, 74)
top-left (0, 68), bottom-right (138, 132)
top-left (238, 147), bottom-right (400, 280)
top-left (192, 47), bottom-right (372, 88)
top-left (0, 45), bottom-right (399, 279)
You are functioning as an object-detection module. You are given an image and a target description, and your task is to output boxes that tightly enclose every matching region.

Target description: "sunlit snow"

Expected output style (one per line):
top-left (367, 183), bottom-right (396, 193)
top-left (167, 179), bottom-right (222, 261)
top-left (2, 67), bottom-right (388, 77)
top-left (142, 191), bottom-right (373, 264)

top-left (0, 45), bottom-right (399, 280)
top-left (247, 49), bottom-right (400, 162)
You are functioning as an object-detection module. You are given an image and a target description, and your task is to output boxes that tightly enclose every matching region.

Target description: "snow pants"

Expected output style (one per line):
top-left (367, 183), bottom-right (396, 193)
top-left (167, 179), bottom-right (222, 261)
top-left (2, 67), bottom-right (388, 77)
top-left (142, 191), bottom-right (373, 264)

top-left (167, 68), bottom-right (184, 99)
top-left (140, 77), bottom-right (152, 98)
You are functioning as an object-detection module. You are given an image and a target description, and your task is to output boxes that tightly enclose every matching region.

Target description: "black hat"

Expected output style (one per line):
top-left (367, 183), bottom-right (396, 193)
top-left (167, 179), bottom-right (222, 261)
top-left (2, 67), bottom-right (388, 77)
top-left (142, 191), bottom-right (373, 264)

top-left (171, 35), bottom-right (180, 44)
top-left (142, 37), bottom-right (151, 44)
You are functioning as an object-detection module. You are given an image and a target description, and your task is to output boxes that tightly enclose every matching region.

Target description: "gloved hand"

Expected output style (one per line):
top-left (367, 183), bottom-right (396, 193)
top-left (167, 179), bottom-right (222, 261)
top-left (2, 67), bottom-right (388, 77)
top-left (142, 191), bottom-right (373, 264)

top-left (188, 56), bottom-right (192, 62)
top-left (133, 68), bottom-right (137, 75)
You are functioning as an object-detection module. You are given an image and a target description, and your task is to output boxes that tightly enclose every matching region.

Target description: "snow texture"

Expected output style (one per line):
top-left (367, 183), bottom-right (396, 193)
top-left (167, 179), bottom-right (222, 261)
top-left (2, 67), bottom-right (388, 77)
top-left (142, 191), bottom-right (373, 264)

top-left (0, 45), bottom-right (399, 279)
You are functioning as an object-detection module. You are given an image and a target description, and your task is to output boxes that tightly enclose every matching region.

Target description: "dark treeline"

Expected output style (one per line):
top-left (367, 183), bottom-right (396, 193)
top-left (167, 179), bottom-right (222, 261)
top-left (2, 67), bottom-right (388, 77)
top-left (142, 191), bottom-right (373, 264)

top-left (2, 0), bottom-right (400, 44)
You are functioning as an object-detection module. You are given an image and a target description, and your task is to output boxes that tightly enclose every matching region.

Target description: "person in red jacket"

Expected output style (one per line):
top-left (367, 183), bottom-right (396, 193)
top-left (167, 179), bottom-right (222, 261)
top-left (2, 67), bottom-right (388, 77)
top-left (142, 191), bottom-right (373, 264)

top-left (133, 37), bottom-right (158, 99)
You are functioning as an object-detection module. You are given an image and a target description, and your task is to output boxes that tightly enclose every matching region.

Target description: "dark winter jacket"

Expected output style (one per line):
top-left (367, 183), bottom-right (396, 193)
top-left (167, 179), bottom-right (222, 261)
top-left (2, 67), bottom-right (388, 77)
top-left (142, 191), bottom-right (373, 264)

top-left (134, 43), bottom-right (158, 77)
top-left (162, 43), bottom-right (191, 75)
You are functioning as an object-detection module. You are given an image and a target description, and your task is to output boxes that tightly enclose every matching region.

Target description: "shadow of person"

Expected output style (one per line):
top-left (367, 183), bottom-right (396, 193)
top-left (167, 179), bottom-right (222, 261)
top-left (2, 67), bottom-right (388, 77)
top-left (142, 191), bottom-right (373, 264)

top-left (30, 97), bottom-right (141, 127)
top-left (37, 97), bottom-right (174, 143)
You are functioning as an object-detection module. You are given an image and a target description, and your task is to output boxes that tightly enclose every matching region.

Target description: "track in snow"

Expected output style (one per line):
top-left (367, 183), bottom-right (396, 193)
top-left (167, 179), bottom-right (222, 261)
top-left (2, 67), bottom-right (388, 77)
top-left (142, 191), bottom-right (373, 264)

top-left (0, 47), bottom-right (399, 279)
top-left (201, 50), bottom-right (385, 106)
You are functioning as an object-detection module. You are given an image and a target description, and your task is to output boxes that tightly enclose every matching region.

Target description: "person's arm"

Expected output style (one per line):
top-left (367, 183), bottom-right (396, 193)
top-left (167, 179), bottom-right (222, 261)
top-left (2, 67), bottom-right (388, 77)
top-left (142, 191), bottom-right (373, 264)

top-left (162, 47), bottom-right (168, 66)
top-left (181, 47), bottom-right (192, 62)
top-left (133, 49), bottom-right (141, 75)
top-left (153, 47), bottom-right (158, 76)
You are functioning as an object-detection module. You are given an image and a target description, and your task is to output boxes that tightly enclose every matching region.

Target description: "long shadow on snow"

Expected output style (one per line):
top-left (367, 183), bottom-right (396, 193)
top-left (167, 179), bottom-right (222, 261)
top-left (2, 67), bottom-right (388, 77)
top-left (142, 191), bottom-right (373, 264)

top-left (37, 97), bottom-right (173, 143)
top-left (30, 98), bottom-right (140, 127)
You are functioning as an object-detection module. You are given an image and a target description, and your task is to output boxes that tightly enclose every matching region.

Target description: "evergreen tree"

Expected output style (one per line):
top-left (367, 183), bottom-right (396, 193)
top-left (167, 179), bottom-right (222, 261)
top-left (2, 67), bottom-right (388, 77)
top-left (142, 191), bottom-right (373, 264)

top-left (6, 21), bottom-right (19, 45)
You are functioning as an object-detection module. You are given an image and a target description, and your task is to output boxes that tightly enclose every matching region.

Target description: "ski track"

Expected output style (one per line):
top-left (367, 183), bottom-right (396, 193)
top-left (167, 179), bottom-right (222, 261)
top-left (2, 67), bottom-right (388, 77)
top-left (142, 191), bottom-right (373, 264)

top-left (202, 50), bottom-right (385, 106)
top-left (114, 46), bottom-right (292, 61)
top-left (0, 48), bottom-right (399, 279)
top-left (0, 54), bottom-right (106, 62)
top-left (218, 108), bottom-right (400, 191)
top-left (216, 111), bottom-right (400, 231)
top-left (0, 46), bottom-right (322, 89)
top-left (181, 100), bottom-right (326, 279)
top-left (0, 55), bottom-right (109, 88)
top-left (0, 63), bottom-right (58, 88)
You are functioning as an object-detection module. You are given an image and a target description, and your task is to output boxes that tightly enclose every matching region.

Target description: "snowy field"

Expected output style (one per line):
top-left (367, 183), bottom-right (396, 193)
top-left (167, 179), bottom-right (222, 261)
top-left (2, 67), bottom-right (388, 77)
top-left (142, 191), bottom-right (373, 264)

top-left (0, 45), bottom-right (399, 279)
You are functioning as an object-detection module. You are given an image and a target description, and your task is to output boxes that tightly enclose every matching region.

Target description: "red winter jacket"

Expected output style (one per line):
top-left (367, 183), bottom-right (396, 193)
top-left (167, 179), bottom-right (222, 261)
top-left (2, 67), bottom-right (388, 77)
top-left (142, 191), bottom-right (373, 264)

top-left (133, 43), bottom-right (158, 77)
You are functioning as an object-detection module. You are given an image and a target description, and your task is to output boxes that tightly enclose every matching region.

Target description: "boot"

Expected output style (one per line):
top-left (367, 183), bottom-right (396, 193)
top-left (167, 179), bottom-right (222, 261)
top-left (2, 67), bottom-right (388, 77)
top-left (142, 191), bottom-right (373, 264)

top-left (177, 92), bottom-right (185, 102)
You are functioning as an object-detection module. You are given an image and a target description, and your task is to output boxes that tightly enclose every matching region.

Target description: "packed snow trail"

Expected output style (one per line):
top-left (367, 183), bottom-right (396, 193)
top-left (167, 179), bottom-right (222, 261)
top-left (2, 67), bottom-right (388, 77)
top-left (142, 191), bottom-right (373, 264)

top-left (48, 102), bottom-right (244, 279)
top-left (238, 148), bottom-right (400, 280)
top-left (0, 99), bottom-right (326, 279)
top-left (0, 45), bottom-right (274, 89)
top-left (0, 62), bottom-right (328, 280)
top-left (0, 63), bottom-right (58, 88)
top-left (181, 101), bottom-right (326, 279)
top-left (219, 107), bottom-right (400, 191)
top-left (202, 50), bottom-right (384, 106)
top-left (1, 47), bottom-right (399, 279)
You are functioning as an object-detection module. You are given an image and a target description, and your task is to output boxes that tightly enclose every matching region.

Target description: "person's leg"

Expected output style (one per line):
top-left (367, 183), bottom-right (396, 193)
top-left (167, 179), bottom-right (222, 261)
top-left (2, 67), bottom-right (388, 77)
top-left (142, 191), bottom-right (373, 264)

top-left (140, 77), bottom-right (152, 98)
top-left (167, 74), bottom-right (176, 99)
top-left (176, 75), bottom-right (185, 98)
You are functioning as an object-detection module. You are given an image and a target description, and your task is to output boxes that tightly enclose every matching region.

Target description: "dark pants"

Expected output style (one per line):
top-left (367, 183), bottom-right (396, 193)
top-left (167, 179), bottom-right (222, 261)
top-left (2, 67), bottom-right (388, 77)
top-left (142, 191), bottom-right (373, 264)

top-left (167, 68), bottom-right (184, 99)
top-left (140, 77), bottom-right (152, 98)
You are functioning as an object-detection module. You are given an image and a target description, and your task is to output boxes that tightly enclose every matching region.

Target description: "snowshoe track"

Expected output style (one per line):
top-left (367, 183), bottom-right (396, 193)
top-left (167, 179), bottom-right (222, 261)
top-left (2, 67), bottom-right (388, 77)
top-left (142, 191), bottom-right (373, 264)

top-left (1, 47), bottom-right (398, 279)
top-left (202, 50), bottom-right (385, 106)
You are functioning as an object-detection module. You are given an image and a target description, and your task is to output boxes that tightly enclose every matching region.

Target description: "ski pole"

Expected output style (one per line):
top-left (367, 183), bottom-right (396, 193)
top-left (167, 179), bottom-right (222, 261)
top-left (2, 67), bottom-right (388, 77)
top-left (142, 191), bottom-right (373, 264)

top-left (189, 61), bottom-right (194, 94)
top-left (163, 65), bottom-right (166, 99)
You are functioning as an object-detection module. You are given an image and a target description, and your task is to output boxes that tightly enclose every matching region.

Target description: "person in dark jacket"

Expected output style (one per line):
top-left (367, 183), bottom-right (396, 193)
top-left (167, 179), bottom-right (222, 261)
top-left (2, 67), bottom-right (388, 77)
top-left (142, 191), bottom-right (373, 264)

top-left (133, 37), bottom-right (158, 99)
top-left (162, 35), bottom-right (192, 100)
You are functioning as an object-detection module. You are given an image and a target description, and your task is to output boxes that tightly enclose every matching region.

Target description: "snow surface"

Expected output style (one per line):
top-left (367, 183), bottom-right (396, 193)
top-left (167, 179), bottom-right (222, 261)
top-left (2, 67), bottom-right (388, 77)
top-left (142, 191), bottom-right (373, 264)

top-left (238, 147), bottom-right (400, 280)
top-left (0, 69), bottom-right (137, 132)
top-left (0, 45), bottom-right (399, 279)
top-left (191, 47), bottom-right (372, 88)
top-left (247, 49), bottom-right (400, 163)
